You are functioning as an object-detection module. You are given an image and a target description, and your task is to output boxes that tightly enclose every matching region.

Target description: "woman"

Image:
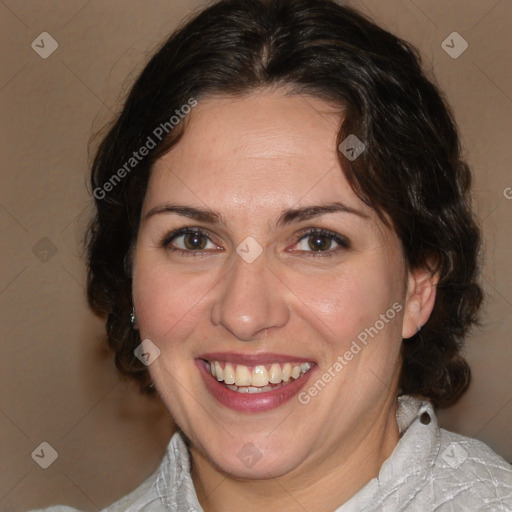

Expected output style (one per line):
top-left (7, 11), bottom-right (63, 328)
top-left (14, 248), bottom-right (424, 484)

top-left (36, 0), bottom-right (511, 510)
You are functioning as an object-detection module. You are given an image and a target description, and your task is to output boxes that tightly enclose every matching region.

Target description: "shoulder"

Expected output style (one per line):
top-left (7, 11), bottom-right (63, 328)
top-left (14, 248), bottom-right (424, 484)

top-left (373, 396), bottom-right (512, 511)
top-left (26, 508), bottom-right (81, 512)
top-left (26, 433), bottom-right (186, 512)
top-left (431, 428), bottom-right (512, 504)
top-left (25, 475), bottom-right (157, 512)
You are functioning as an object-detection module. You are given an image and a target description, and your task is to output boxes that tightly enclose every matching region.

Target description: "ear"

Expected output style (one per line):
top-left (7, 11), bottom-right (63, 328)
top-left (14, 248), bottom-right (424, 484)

top-left (402, 267), bottom-right (439, 339)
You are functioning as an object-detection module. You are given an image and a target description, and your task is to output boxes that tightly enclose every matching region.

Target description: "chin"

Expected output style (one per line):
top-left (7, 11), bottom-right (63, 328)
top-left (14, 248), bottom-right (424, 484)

top-left (207, 440), bottom-right (307, 480)
top-left (187, 422), bottom-right (314, 481)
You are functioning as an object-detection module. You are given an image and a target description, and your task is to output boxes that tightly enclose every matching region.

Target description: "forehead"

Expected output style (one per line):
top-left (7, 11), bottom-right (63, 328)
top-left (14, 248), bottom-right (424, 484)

top-left (146, 89), bottom-right (371, 219)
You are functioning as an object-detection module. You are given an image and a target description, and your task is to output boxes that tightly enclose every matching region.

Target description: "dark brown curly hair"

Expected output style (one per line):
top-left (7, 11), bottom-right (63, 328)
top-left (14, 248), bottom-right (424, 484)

top-left (86, 0), bottom-right (482, 408)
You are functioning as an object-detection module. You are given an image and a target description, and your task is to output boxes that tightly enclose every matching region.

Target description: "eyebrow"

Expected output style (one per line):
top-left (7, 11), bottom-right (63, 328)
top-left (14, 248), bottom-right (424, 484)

top-left (145, 204), bottom-right (224, 224)
top-left (144, 201), bottom-right (368, 226)
top-left (277, 202), bottom-right (368, 225)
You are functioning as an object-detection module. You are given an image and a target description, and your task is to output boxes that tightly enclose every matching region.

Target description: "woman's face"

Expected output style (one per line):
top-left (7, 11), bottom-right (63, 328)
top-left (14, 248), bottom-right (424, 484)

top-left (133, 89), bottom-right (425, 480)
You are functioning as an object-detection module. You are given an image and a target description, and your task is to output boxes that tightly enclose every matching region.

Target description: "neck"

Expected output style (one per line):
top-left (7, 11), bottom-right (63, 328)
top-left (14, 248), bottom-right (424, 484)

top-left (191, 396), bottom-right (400, 512)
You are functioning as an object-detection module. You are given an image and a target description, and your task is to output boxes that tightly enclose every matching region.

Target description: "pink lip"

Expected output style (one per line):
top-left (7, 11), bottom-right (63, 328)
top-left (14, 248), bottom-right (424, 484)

top-left (197, 352), bottom-right (315, 365)
top-left (195, 358), bottom-right (315, 413)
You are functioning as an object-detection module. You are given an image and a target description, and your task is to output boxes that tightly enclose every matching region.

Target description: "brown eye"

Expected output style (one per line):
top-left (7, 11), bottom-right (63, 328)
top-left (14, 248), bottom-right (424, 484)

top-left (182, 232), bottom-right (208, 250)
top-left (307, 234), bottom-right (333, 251)
top-left (293, 229), bottom-right (350, 255)
top-left (163, 228), bottom-right (219, 253)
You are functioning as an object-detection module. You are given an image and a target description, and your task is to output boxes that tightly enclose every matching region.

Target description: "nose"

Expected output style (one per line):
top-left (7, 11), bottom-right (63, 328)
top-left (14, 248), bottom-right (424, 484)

top-left (210, 254), bottom-right (290, 341)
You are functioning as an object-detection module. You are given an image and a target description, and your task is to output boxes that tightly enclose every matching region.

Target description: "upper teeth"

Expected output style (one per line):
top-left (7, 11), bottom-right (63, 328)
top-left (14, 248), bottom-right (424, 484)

top-left (208, 361), bottom-right (312, 387)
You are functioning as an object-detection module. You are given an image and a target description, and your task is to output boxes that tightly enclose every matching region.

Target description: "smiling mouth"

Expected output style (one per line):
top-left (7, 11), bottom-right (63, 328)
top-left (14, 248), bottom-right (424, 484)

top-left (203, 360), bottom-right (313, 393)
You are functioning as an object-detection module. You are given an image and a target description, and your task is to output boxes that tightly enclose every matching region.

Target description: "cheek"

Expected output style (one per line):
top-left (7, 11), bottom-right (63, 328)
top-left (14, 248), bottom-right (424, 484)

top-left (290, 269), bottom-right (399, 324)
top-left (288, 259), bottom-right (404, 348)
top-left (133, 260), bottom-right (217, 344)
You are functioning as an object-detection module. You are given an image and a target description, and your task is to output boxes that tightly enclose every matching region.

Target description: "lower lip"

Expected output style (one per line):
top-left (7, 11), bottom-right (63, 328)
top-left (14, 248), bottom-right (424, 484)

top-left (196, 360), bottom-right (314, 413)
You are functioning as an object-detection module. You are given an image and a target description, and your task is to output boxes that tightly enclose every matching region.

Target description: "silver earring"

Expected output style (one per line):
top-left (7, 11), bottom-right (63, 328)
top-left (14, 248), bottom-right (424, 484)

top-left (130, 307), bottom-right (137, 328)
top-left (417, 324), bottom-right (422, 333)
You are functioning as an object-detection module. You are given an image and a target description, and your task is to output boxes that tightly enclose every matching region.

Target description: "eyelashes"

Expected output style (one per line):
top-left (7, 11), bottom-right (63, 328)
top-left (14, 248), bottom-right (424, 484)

top-left (295, 228), bottom-right (350, 254)
top-left (161, 227), bottom-right (221, 255)
top-left (160, 227), bottom-right (350, 258)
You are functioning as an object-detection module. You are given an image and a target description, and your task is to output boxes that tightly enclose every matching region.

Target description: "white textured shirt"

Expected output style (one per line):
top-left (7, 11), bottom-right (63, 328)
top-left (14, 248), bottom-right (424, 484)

top-left (31, 396), bottom-right (512, 511)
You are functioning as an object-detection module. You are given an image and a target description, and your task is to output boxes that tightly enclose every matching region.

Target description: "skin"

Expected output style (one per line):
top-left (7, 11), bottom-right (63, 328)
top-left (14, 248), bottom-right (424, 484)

top-left (132, 88), bottom-right (437, 511)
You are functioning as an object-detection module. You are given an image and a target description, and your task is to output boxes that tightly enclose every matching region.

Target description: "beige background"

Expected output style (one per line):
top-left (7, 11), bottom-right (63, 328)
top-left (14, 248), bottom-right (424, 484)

top-left (1, 0), bottom-right (511, 510)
